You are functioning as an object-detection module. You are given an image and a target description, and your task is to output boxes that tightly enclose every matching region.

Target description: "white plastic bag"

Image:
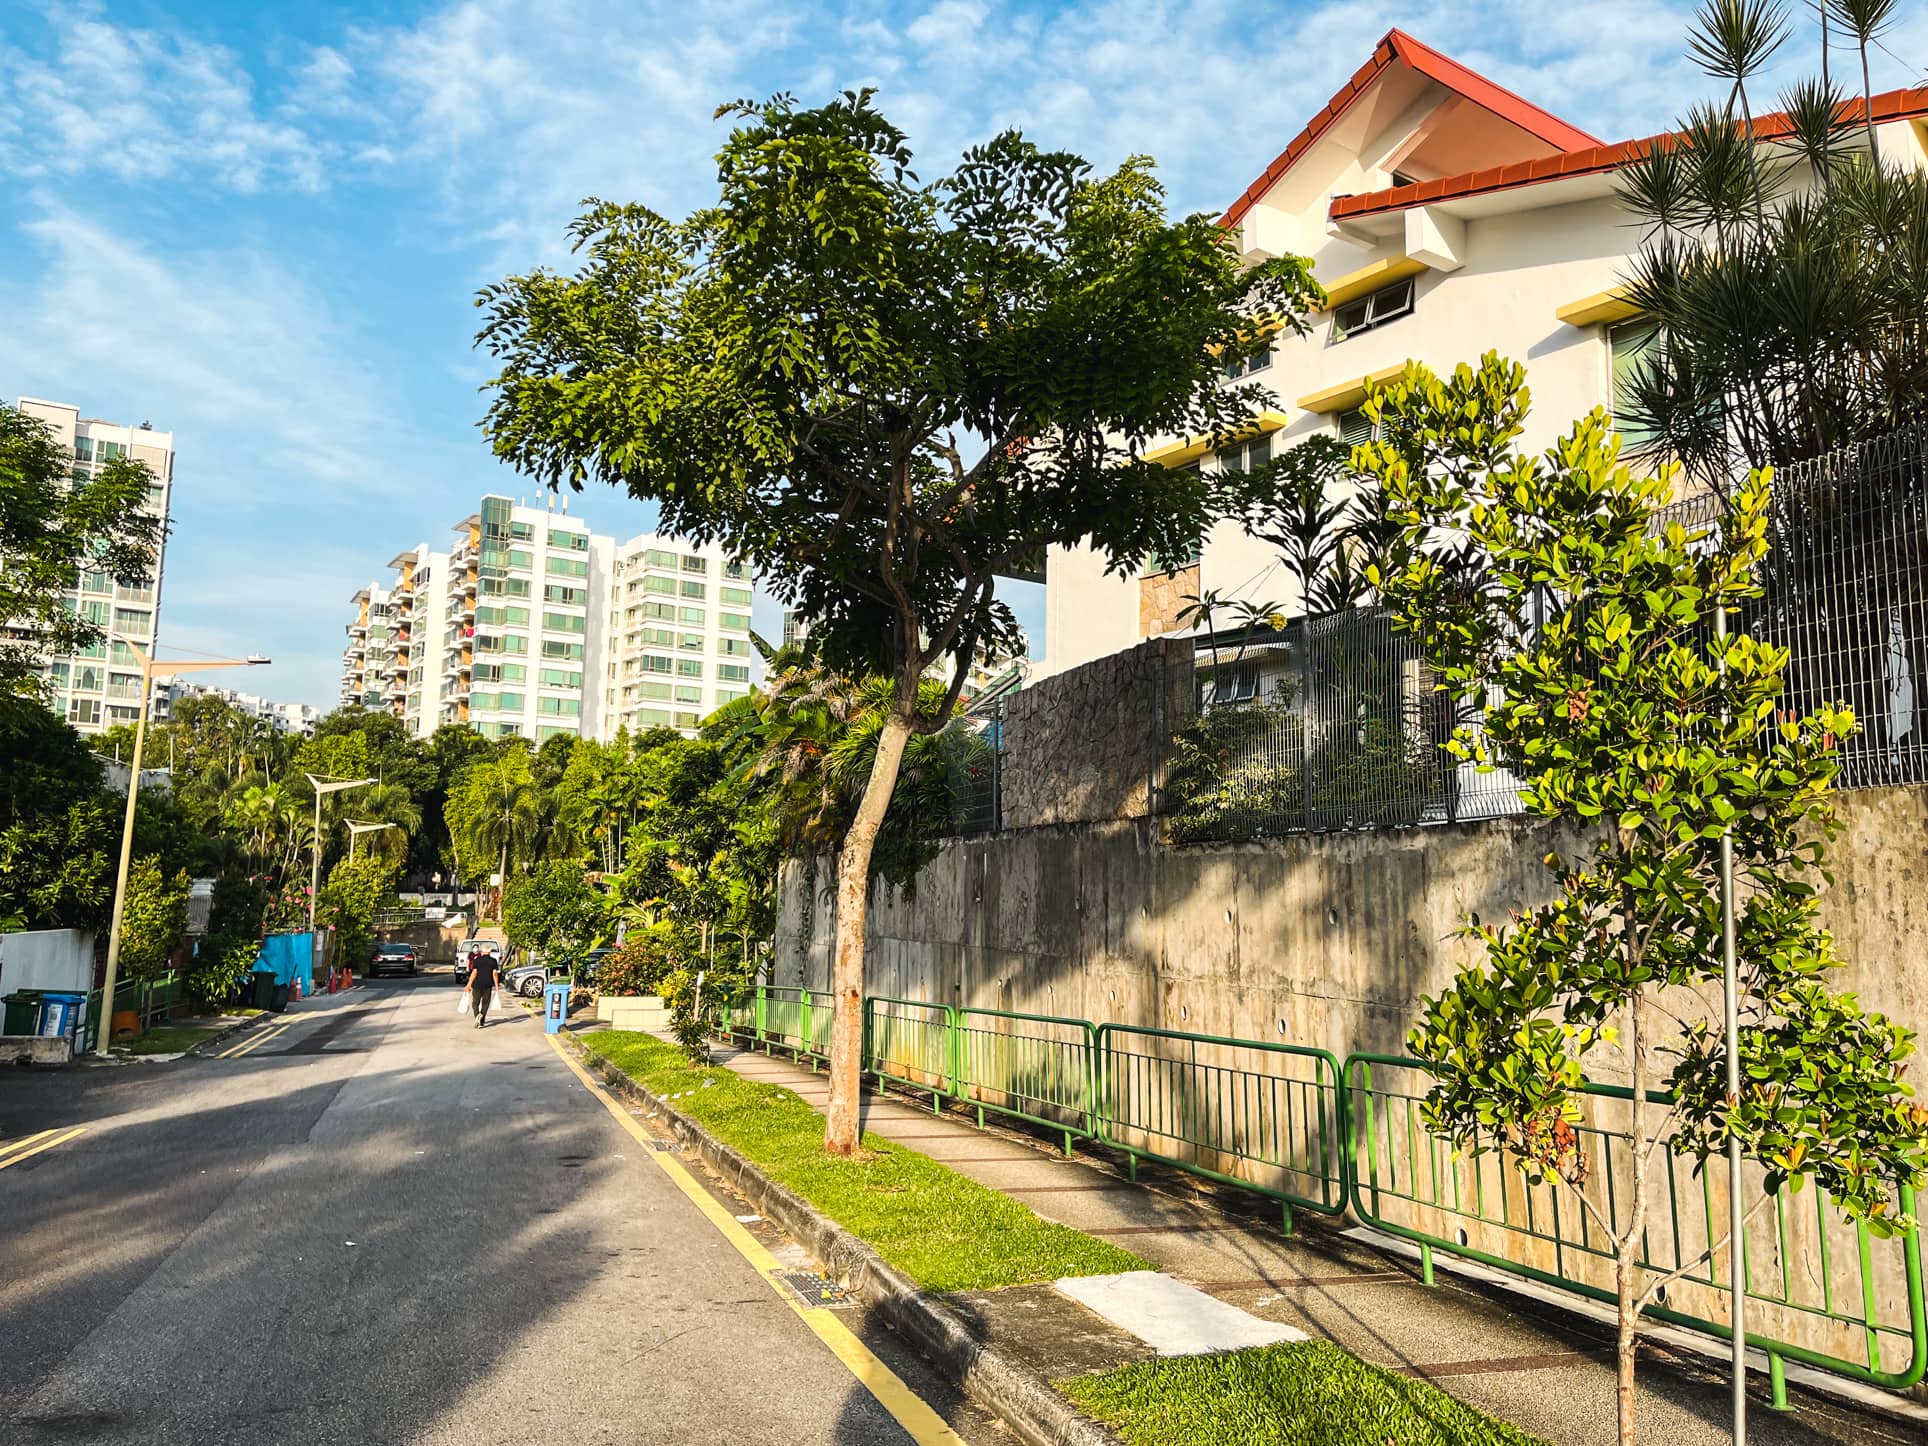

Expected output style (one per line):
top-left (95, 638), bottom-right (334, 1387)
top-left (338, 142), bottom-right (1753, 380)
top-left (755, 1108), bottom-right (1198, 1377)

top-left (494, 988), bottom-right (509, 1012)
top-left (457, 990), bottom-right (472, 1017)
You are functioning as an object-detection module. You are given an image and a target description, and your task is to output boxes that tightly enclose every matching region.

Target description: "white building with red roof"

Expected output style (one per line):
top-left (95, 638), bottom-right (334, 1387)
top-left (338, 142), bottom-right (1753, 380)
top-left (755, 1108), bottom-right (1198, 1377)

top-left (1041, 29), bottom-right (1928, 677)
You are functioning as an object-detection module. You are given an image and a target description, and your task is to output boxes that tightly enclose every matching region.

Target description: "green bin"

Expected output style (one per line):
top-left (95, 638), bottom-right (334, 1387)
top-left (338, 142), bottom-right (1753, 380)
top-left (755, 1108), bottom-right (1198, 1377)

top-left (3, 991), bottom-right (42, 1035)
top-left (251, 971), bottom-right (277, 1010)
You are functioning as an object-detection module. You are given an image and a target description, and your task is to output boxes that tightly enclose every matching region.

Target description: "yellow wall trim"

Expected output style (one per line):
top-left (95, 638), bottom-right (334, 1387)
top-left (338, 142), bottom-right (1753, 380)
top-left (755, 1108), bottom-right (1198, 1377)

top-left (1297, 364), bottom-right (1408, 415)
top-left (1319, 256), bottom-right (1428, 311)
top-left (1142, 410), bottom-right (1290, 467)
top-left (1556, 286), bottom-right (1640, 328)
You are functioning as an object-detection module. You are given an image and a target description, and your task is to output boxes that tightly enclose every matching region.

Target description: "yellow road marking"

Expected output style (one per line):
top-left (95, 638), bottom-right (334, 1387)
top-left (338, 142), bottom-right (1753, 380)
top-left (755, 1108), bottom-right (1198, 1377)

top-left (221, 1023), bottom-right (292, 1059)
top-left (544, 1033), bottom-right (969, 1446)
top-left (0, 1128), bottom-right (60, 1163)
top-left (0, 1126), bottom-right (86, 1169)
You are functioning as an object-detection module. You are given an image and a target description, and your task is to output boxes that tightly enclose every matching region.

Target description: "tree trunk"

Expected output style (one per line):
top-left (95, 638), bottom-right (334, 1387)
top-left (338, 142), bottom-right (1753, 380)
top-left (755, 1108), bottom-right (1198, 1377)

top-left (823, 708), bottom-right (915, 1157)
top-left (1616, 988), bottom-right (1651, 1446)
top-left (497, 839), bottom-right (508, 920)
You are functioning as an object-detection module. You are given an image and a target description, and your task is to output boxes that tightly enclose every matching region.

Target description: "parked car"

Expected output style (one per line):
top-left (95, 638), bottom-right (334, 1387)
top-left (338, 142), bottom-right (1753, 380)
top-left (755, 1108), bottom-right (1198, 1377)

top-left (367, 943), bottom-right (419, 978)
top-left (504, 949), bottom-right (612, 998)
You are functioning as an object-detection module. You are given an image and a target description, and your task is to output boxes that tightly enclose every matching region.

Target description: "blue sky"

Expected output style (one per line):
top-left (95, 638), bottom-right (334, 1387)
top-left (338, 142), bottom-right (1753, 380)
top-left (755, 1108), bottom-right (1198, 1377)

top-left (1, 1), bottom-right (1921, 711)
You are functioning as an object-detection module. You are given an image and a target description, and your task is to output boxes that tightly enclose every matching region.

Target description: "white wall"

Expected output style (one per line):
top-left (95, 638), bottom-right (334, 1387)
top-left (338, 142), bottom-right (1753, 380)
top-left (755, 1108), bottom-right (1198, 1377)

top-left (0, 929), bottom-right (95, 994)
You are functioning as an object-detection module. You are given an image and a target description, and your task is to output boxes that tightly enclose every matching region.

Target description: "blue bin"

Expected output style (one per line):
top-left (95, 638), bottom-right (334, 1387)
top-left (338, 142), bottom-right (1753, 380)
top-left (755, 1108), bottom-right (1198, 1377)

top-left (542, 980), bottom-right (571, 1035)
top-left (37, 992), bottom-right (85, 1040)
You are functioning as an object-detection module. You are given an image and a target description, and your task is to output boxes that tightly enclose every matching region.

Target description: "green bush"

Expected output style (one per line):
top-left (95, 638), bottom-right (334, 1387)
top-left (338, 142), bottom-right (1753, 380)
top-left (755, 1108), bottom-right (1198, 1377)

top-left (187, 932), bottom-right (262, 1011)
top-left (593, 925), bottom-right (686, 996)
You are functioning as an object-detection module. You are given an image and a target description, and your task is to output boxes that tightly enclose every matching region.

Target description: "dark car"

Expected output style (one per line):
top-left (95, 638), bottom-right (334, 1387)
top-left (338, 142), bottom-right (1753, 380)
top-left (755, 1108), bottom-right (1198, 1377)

top-left (367, 943), bottom-right (419, 978)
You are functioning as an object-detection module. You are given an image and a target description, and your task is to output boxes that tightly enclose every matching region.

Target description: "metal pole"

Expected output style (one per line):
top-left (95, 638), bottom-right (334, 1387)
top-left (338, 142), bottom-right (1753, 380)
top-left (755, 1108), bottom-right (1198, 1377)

top-left (309, 790), bottom-right (323, 936)
top-left (95, 660), bottom-right (151, 1055)
top-left (1717, 602), bottom-right (1746, 1441)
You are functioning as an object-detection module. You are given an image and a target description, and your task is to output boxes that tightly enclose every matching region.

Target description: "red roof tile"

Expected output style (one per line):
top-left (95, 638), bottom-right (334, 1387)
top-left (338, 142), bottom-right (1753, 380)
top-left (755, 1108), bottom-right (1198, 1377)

top-left (1220, 29), bottom-right (1600, 229)
top-left (1328, 85), bottom-right (1928, 221)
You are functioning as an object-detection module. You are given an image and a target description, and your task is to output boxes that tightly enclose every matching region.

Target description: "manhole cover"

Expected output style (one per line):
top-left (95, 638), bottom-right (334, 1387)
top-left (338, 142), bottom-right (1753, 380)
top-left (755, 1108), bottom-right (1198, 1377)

top-left (775, 1270), bottom-right (856, 1308)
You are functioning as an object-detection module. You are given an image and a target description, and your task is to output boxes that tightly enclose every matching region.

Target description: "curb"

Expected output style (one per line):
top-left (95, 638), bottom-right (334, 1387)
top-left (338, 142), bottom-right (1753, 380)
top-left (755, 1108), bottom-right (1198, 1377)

top-left (181, 1011), bottom-right (274, 1057)
top-left (563, 1034), bottom-right (1123, 1446)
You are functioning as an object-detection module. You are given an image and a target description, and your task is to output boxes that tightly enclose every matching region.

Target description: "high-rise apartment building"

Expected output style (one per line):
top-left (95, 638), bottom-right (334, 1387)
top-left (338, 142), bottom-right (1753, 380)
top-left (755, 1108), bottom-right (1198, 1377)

top-left (15, 398), bottom-right (173, 735)
top-left (604, 536), bottom-right (756, 734)
top-left (342, 498), bottom-right (753, 742)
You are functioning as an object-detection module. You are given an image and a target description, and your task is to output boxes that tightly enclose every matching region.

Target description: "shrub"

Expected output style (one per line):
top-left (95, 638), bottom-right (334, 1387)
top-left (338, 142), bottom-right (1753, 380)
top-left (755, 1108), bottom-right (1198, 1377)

top-left (187, 931), bottom-right (262, 1011)
top-left (594, 925), bottom-right (686, 997)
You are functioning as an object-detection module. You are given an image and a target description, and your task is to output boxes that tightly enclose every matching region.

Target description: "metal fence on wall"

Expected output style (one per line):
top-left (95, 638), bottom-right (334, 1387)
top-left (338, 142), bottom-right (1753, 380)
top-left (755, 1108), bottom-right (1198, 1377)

top-left (1172, 424), bottom-right (1928, 844)
top-left (933, 698), bottom-right (1002, 837)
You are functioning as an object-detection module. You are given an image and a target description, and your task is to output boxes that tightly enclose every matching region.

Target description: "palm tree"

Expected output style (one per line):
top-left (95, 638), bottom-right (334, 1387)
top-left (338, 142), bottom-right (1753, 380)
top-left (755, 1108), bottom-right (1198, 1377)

top-left (449, 757), bottom-right (543, 917)
top-left (347, 781), bottom-right (422, 869)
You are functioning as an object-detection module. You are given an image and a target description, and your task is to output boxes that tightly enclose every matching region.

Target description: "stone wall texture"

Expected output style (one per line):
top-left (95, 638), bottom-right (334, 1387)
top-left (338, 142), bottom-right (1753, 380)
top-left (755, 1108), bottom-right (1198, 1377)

top-left (996, 635), bottom-right (1194, 832)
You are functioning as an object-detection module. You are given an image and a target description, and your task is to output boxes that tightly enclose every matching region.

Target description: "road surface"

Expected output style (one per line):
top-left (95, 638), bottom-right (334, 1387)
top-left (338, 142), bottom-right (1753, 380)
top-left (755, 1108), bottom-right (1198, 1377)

top-left (0, 976), bottom-right (995, 1444)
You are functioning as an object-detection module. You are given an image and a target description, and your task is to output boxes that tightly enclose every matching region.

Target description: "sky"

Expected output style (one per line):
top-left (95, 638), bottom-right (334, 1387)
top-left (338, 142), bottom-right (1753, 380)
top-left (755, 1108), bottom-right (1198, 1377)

top-left (1, 1), bottom-right (1922, 711)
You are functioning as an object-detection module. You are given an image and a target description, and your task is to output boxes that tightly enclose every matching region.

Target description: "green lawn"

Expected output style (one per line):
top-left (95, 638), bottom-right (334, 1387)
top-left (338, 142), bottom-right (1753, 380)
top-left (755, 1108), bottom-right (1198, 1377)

top-left (581, 1030), bottom-right (1148, 1292)
top-left (1060, 1343), bottom-right (1549, 1446)
top-left (115, 1024), bottom-right (223, 1056)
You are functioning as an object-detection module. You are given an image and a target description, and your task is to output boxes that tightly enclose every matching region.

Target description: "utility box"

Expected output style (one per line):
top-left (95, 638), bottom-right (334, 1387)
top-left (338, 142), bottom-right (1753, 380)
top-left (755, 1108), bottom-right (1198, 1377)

top-left (543, 980), bottom-right (571, 1035)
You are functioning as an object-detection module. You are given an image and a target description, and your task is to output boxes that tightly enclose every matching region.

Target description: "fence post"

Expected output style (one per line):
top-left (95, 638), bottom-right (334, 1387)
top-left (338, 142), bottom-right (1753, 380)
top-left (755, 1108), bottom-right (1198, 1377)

top-left (1299, 620), bottom-right (1314, 829)
top-left (990, 701), bottom-right (1002, 833)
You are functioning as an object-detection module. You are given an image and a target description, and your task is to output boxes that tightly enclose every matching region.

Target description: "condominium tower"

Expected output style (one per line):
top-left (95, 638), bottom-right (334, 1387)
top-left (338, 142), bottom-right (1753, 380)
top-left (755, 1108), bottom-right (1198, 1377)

top-left (343, 496), bottom-right (756, 742)
top-left (15, 398), bottom-right (173, 734)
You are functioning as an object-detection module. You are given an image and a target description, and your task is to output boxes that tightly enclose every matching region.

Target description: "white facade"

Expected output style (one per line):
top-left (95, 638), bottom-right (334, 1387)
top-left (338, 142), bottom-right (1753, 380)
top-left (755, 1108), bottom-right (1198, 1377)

top-left (15, 398), bottom-right (173, 734)
top-left (1041, 31), bottom-right (1928, 679)
top-left (152, 678), bottom-right (318, 733)
top-left (603, 535), bottom-right (756, 736)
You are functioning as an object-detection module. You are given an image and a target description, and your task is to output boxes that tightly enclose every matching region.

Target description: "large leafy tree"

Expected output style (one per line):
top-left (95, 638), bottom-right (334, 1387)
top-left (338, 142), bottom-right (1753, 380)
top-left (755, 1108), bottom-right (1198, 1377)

top-left (502, 859), bottom-right (609, 980)
top-left (444, 749), bottom-right (545, 913)
top-left (1364, 356), bottom-right (1927, 1446)
top-left (477, 91), bottom-right (1320, 1153)
top-left (0, 404), bottom-right (165, 698)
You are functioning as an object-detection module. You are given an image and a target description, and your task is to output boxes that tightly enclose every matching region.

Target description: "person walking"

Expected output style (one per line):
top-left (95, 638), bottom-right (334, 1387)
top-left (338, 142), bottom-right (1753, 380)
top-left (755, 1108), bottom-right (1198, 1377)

top-left (466, 949), bottom-right (501, 1028)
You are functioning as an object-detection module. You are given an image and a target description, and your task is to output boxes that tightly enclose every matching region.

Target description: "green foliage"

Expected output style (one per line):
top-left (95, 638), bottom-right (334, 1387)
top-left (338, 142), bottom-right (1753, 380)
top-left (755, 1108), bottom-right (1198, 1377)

top-left (657, 967), bottom-right (710, 1064)
top-left (501, 859), bottom-right (608, 975)
top-left (0, 404), bottom-right (165, 698)
top-left (1362, 355), bottom-right (1928, 1429)
top-left (593, 927), bottom-right (685, 997)
top-left (118, 857), bottom-right (190, 979)
top-left (186, 932), bottom-right (262, 1011)
top-left (581, 1030), bottom-right (1148, 1290)
top-left (1060, 1342), bottom-right (1549, 1446)
top-left (445, 747), bottom-right (546, 897)
top-left (316, 854), bottom-right (397, 966)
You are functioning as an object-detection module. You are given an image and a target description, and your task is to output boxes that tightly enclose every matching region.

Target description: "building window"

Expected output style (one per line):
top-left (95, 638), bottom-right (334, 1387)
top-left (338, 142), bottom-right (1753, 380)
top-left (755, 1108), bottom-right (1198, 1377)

top-left (718, 611), bottom-right (750, 631)
top-left (540, 640), bottom-right (584, 661)
top-left (507, 520), bottom-right (535, 541)
top-left (542, 611), bottom-right (586, 633)
top-left (718, 663), bottom-right (750, 683)
top-left (720, 586), bottom-right (753, 606)
top-left (674, 710), bottom-right (702, 729)
top-left (536, 724), bottom-right (577, 741)
top-left (543, 584), bottom-right (587, 605)
top-left (549, 530), bottom-right (589, 550)
top-left (642, 654), bottom-right (674, 674)
top-left (720, 638), bottom-right (751, 657)
top-left (641, 627), bottom-right (674, 647)
top-left (68, 697), bottom-right (102, 727)
top-left (645, 575), bottom-right (677, 595)
top-left (537, 696), bottom-right (581, 717)
top-left (1609, 317), bottom-right (1661, 450)
top-left (539, 667), bottom-right (582, 689)
top-left (505, 548), bottom-right (533, 569)
top-left (113, 607), bottom-right (151, 636)
top-left (644, 549), bottom-right (678, 568)
top-left (716, 688), bottom-right (749, 704)
top-left (547, 556), bottom-right (589, 578)
top-left (680, 579), bottom-right (706, 599)
top-left (636, 707), bottom-right (673, 726)
top-left (674, 685), bottom-right (702, 703)
top-left (1214, 435), bottom-right (1272, 473)
top-left (679, 632), bottom-right (705, 652)
top-left (643, 601), bottom-right (677, 621)
top-left (723, 560), bottom-right (746, 580)
top-left (1331, 277), bottom-right (1415, 342)
top-left (681, 554), bottom-right (708, 573)
top-left (640, 681), bottom-right (673, 700)
top-left (79, 569), bottom-right (113, 594)
top-left (501, 663), bottom-right (527, 683)
top-left (675, 659), bottom-right (703, 678)
top-left (1221, 337), bottom-right (1274, 380)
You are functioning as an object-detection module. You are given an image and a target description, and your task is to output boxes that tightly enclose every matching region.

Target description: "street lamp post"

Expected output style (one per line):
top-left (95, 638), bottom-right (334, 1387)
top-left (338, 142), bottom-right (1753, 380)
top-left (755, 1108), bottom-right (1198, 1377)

top-left (346, 820), bottom-right (396, 860)
top-left (305, 774), bottom-right (376, 935)
top-left (97, 647), bottom-right (269, 1055)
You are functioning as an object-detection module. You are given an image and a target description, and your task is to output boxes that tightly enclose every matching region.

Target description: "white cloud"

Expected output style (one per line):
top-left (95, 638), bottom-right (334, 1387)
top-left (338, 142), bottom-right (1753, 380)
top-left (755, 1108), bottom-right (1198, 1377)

top-left (0, 9), bottom-right (325, 192)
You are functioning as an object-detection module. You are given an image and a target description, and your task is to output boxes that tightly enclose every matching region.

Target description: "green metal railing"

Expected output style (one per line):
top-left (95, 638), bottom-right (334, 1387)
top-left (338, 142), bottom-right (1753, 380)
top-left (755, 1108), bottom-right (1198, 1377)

top-left (1098, 1023), bottom-right (1347, 1228)
top-left (955, 1007), bottom-right (1097, 1153)
top-left (79, 972), bottom-right (185, 1051)
top-left (863, 997), bottom-right (955, 1110)
top-left (757, 987), bottom-right (835, 1067)
top-left (712, 987), bottom-right (1926, 1401)
top-left (1346, 1054), bottom-right (1927, 1404)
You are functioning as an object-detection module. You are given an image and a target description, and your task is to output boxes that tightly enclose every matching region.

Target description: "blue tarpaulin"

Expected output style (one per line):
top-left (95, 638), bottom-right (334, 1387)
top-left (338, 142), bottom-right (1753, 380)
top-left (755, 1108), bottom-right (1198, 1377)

top-left (254, 932), bottom-right (313, 986)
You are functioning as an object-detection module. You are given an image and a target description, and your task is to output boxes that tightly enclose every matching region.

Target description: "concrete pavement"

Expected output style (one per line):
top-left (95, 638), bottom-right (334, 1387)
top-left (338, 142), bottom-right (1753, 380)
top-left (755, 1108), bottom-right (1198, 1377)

top-left (0, 978), bottom-right (995, 1444)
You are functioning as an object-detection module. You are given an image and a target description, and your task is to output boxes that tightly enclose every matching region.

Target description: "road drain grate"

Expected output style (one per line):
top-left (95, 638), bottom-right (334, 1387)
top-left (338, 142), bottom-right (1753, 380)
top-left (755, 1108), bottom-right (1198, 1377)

top-left (775, 1270), bottom-right (856, 1308)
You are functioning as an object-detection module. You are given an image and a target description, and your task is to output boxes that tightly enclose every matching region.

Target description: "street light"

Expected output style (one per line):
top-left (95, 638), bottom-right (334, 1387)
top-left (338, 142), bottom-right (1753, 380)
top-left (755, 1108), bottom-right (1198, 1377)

top-left (345, 819), bottom-right (396, 860)
top-left (305, 774), bottom-right (376, 936)
top-left (97, 646), bottom-right (268, 1055)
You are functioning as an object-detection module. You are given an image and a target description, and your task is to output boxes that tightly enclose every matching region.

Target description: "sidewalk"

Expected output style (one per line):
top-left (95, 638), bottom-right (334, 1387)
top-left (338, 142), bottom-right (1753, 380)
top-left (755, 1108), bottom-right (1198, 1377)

top-left (712, 1040), bottom-right (1913, 1446)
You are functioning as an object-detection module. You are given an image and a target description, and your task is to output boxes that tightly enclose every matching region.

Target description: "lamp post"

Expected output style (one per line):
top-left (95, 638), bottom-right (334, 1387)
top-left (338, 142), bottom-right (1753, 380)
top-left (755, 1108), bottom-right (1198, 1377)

top-left (346, 820), bottom-right (396, 861)
top-left (97, 647), bottom-right (269, 1055)
top-left (305, 774), bottom-right (376, 935)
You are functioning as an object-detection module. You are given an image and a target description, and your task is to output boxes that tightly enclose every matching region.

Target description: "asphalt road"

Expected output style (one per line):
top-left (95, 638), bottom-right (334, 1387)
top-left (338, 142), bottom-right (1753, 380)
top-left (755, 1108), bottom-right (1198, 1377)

top-left (0, 975), bottom-right (995, 1444)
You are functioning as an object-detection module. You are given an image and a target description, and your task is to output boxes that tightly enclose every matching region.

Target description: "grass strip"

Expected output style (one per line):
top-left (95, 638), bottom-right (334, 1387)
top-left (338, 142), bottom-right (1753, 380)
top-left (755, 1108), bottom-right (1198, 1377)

top-left (116, 1024), bottom-right (223, 1056)
top-left (582, 1029), bottom-right (1149, 1292)
top-left (1060, 1342), bottom-right (1550, 1446)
